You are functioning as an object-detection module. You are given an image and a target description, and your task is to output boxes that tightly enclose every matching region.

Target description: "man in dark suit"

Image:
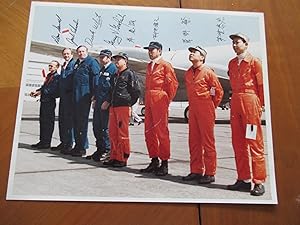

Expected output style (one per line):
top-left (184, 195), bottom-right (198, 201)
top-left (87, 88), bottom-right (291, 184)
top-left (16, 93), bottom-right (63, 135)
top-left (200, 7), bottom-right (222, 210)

top-left (51, 48), bottom-right (76, 153)
top-left (30, 60), bottom-right (60, 149)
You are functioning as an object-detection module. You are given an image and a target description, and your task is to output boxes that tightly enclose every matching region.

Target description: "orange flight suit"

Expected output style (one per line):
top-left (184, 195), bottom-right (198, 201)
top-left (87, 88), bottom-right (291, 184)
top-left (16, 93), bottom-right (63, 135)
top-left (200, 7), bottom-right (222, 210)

top-left (185, 65), bottom-right (224, 175)
top-left (109, 106), bottom-right (130, 162)
top-left (228, 52), bottom-right (266, 184)
top-left (144, 58), bottom-right (178, 160)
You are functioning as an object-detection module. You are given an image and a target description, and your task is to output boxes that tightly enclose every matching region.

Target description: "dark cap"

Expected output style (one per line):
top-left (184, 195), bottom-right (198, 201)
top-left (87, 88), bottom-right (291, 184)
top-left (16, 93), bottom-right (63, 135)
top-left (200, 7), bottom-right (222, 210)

top-left (188, 46), bottom-right (207, 58)
top-left (99, 49), bottom-right (112, 57)
top-left (144, 41), bottom-right (163, 50)
top-left (229, 33), bottom-right (249, 43)
top-left (112, 52), bottom-right (128, 61)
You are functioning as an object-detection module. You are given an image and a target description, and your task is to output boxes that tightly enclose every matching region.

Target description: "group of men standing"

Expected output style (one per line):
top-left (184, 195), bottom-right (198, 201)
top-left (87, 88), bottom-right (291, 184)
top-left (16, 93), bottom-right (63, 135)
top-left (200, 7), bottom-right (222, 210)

top-left (30, 32), bottom-right (267, 196)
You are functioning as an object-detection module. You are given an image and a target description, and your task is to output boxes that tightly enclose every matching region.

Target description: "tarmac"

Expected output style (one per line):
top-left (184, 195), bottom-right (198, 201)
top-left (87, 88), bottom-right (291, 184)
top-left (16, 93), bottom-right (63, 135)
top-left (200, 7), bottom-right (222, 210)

top-left (6, 101), bottom-right (276, 204)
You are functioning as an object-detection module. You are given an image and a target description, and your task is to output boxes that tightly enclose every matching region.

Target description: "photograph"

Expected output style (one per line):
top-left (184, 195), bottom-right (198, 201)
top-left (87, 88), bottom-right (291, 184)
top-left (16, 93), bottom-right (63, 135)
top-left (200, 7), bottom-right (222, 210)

top-left (6, 1), bottom-right (277, 204)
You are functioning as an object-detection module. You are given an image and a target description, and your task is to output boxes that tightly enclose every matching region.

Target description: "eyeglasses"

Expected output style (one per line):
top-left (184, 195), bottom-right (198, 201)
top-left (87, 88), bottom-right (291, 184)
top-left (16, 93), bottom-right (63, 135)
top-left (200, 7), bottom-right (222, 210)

top-left (48, 65), bottom-right (53, 68)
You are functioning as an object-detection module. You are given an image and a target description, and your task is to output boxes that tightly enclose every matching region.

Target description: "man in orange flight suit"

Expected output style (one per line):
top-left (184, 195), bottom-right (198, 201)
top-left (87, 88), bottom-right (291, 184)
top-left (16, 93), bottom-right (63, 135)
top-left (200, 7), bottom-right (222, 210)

top-left (140, 41), bottom-right (178, 176)
top-left (227, 33), bottom-right (266, 196)
top-left (182, 46), bottom-right (223, 184)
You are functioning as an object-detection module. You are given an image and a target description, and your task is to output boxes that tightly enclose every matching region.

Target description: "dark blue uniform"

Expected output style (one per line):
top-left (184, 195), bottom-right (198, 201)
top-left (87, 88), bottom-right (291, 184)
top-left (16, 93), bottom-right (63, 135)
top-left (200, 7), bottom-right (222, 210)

top-left (72, 55), bottom-right (100, 154)
top-left (93, 62), bottom-right (117, 154)
top-left (58, 58), bottom-right (76, 148)
top-left (38, 71), bottom-right (59, 145)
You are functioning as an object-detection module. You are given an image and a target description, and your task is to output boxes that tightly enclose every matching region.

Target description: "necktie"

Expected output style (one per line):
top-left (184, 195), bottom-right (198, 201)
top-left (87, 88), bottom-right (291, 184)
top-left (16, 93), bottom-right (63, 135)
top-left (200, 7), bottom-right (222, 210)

top-left (62, 61), bottom-right (67, 70)
top-left (44, 74), bottom-right (54, 85)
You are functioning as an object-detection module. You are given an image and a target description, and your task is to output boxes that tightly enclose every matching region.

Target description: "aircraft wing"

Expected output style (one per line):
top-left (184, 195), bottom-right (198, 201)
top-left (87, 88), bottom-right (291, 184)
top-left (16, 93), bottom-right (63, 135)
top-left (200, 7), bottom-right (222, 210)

top-left (29, 40), bottom-right (231, 105)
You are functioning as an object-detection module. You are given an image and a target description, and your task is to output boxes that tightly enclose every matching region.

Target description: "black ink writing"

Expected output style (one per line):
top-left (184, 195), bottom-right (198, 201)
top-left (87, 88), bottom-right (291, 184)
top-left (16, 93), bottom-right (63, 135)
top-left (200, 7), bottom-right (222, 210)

top-left (180, 16), bottom-right (193, 44)
top-left (104, 35), bottom-right (122, 47)
top-left (126, 20), bottom-right (136, 43)
top-left (85, 12), bottom-right (103, 48)
top-left (182, 39), bottom-right (193, 43)
top-left (216, 17), bottom-right (226, 42)
top-left (66, 19), bottom-right (79, 47)
top-left (152, 17), bottom-right (159, 40)
top-left (181, 17), bottom-right (191, 25)
top-left (85, 29), bottom-right (95, 47)
top-left (51, 14), bottom-right (62, 44)
top-left (127, 37), bottom-right (135, 43)
top-left (104, 13), bottom-right (126, 47)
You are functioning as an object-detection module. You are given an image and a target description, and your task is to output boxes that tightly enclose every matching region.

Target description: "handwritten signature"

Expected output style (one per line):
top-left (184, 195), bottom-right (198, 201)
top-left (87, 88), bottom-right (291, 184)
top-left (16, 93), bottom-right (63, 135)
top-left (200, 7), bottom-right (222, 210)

top-left (104, 13), bottom-right (127, 47)
top-left (66, 19), bottom-right (79, 47)
top-left (51, 14), bottom-right (62, 44)
top-left (152, 17), bottom-right (159, 40)
top-left (216, 17), bottom-right (226, 42)
top-left (85, 12), bottom-right (103, 48)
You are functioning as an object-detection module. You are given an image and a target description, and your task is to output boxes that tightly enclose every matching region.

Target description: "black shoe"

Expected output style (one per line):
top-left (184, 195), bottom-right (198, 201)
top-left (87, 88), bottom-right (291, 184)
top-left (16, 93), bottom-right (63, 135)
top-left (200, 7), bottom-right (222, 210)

top-left (60, 146), bottom-right (73, 155)
top-left (103, 159), bottom-right (116, 167)
top-left (71, 148), bottom-right (86, 157)
top-left (31, 142), bottom-right (42, 148)
top-left (86, 150), bottom-right (102, 161)
top-left (155, 160), bottom-right (168, 176)
top-left (51, 143), bottom-right (65, 151)
top-left (140, 158), bottom-right (159, 173)
top-left (250, 184), bottom-right (265, 196)
top-left (182, 173), bottom-right (203, 181)
top-left (32, 142), bottom-right (50, 149)
top-left (31, 142), bottom-right (49, 149)
top-left (227, 180), bottom-right (251, 191)
top-left (129, 122), bottom-right (134, 126)
top-left (198, 175), bottom-right (215, 184)
top-left (112, 160), bottom-right (127, 167)
top-left (138, 121), bottom-right (142, 125)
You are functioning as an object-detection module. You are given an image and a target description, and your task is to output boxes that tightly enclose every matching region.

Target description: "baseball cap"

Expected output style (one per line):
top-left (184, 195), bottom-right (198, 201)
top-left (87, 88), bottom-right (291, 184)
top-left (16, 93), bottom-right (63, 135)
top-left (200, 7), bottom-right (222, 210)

top-left (144, 41), bottom-right (163, 50)
top-left (112, 52), bottom-right (128, 61)
top-left (229, 33), bottom-right (249, 43)
top-left (188, 46), bottom-right (207, 58)
top-left (99, 49), bottom-right (112, 57)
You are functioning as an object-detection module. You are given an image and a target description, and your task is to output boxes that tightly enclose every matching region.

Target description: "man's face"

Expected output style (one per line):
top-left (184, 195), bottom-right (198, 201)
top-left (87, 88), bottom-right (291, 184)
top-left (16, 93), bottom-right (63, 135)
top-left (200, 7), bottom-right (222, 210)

top-left (114, 57), bottom-right (126, 69)
top-left (189, 50), bottom-right (204, 63)
top-left (232, 38), bottom-right (248, 55)
top-left (48, 61), bottom-right (58, 73)
top-left (99, 55), bottom-right (110, 66)
top-left (77, 46), bottom-right (88, 59)
top-left (148, 48), bottom-right (161, 60)
top-left (62, 49), bottom-right (73, 61)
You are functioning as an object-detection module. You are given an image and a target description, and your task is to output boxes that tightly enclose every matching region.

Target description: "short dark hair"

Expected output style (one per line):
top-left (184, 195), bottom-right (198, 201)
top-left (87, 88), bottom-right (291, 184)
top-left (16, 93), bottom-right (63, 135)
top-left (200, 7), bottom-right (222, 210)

top-left (51, 60), bottom-right (60, 68)
top-left (76, 45), bottom-right (88, 52)
top-left (62, 47), bottom-right (72, 54)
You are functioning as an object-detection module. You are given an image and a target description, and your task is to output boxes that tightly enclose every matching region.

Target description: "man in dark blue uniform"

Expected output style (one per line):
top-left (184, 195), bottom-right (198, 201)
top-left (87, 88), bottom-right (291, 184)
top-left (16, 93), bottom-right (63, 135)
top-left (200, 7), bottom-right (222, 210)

top-left (51, 48), bottom-right (76, 153)
top-left (86, 49), bottom-right (117, 161)
top-left (31, 60), bottom-right (60, 149)
top-left (71, 45), bottom-right (100, 157)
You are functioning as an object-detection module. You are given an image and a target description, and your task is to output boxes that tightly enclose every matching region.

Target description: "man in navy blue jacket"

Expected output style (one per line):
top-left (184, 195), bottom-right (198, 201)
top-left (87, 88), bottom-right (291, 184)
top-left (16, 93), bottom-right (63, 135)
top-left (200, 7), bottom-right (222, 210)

top-left (86, 49), bottom-right (117, 161)
top-left (71, 45), bottom-right (100, 157)
top-left (31, 60), bottom-right (60, 149)
top-left (51, 48), bottom-right (76, 153)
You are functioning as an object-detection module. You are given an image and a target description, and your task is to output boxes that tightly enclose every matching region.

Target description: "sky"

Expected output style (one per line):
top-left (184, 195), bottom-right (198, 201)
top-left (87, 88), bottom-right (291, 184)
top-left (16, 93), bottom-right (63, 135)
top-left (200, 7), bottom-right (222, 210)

top-left (30, 2), bottom-right (265, 51)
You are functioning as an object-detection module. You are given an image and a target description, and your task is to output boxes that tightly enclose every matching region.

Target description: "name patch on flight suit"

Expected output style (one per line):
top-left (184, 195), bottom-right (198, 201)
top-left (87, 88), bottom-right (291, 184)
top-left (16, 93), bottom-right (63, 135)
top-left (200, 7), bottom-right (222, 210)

top-left (246, 124), bottom-right (257, 140)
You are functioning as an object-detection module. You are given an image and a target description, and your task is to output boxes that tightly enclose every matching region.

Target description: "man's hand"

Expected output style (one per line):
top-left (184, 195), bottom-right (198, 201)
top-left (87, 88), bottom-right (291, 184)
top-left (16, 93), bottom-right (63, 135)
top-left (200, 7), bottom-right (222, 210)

top-left (29, 91), bottom-right (40, 98)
